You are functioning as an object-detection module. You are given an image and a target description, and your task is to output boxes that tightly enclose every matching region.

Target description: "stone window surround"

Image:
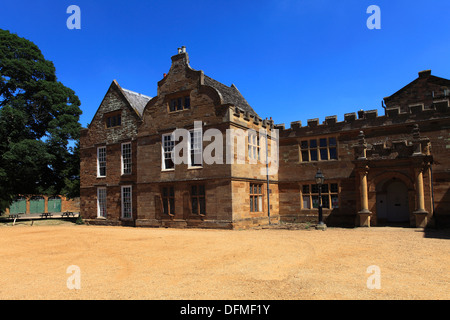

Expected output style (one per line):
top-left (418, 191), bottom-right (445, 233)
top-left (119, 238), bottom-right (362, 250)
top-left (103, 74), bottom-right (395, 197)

top-left (161, 185), bottom-right (175, 216)
top-left (299, 135), bottom-right (338, 162)
top-left (121, 142), bottom-right (132, 175)
top-left (161, 133), bottom-right (175, 171)
top-left (121, 185), bottom-right (132, 220)
top-left (248, 131), bottom-right (261, 161)
top-left (97, 187), bottom-right (107, 218)
top-left (188, 128), bottom-right (203, 169)
top-left (300, 182), bottom-right (339, 210)
top-left (250, 183), bottom-right (264, 213)
top-left (190, 184), bottom-right (206, 216)
top-left (166, 90), bottom-right (191, 113)
top-left (97, 146), bottom-right (107, 177)
top-left (104, 110), bottom-right (122, 128)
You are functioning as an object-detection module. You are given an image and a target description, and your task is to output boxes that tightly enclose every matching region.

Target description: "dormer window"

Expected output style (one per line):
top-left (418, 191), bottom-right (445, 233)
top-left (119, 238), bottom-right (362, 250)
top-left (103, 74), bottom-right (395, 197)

top-left (168, 95), bottom-right (190, 112)
top-left (105, 111), bottom-right (122, 128)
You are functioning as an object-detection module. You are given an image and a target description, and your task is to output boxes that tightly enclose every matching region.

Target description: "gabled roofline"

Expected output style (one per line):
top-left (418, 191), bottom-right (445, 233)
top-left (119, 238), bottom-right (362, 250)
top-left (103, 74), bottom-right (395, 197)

top-left (384, 71), bottom-right (450, 102)
top-left (86, 80), bottom-right (147, 129)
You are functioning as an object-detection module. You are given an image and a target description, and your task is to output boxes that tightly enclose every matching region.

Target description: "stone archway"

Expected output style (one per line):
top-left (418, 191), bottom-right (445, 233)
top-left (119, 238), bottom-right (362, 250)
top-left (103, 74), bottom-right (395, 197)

top-left (371, 171), bottom-right (415, 226)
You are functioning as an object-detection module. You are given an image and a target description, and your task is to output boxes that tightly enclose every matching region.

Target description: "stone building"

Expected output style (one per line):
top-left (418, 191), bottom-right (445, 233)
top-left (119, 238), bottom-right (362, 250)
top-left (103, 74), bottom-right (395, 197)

top-left (80, 48), bottom-right (450, 229)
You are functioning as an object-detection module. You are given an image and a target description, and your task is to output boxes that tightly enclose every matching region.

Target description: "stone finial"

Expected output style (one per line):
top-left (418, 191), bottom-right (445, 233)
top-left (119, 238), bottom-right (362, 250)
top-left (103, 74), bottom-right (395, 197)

top-left (358, 110), bottom-right (365, 119)
top-left (412, 124), bottom-right (423, 156)
top-left (412, 124), bottom-right (420, 140)
top-left (358, 131), bottom-right (366, 145)
top-left (355, 131), bottom-right (367, 160)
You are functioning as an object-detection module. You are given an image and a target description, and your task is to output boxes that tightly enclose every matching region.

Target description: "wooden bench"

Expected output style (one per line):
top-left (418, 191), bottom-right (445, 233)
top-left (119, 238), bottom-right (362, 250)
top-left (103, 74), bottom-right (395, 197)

top-left (61, 211), bottom-right (75, 218)
top-left (8, 214), bottom-right (22, 225)
top-left (40, 213), bottom-right (53, 219)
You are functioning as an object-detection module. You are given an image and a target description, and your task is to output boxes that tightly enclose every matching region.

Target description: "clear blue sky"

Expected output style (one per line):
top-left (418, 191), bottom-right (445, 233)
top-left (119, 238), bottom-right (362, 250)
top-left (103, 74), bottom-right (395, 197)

top-left (1, 0), bottom-right (449, 128)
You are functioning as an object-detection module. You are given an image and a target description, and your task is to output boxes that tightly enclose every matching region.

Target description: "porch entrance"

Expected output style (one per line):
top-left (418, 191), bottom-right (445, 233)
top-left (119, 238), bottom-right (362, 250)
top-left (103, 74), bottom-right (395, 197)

top-left (376, 179), bottom-right (410, 224)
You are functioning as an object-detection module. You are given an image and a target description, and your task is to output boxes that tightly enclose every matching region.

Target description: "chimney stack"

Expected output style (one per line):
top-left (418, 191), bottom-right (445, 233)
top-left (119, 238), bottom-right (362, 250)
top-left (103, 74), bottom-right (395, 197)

top-left (418, 70), bottom-right (431, 78)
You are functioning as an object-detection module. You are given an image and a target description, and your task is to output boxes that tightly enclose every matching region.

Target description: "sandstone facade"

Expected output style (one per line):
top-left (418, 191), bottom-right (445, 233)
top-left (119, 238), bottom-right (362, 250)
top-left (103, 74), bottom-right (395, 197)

top-left (80, 49), bottom-right (450, 229)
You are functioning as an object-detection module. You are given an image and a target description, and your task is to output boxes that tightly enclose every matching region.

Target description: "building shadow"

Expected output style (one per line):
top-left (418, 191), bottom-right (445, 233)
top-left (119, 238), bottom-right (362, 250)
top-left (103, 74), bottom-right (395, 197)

top-left (423, 186), bottom-right (450, 239)
top-left (422, 227), bottom-right (450, 240)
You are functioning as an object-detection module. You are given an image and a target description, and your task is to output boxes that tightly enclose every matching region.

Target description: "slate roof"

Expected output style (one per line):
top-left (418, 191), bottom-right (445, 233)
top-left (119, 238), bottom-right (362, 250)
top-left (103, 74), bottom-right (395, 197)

top-left (121, 88), bottom-right (152, 118)
top-left (204, 75), bottom-right (259, 118)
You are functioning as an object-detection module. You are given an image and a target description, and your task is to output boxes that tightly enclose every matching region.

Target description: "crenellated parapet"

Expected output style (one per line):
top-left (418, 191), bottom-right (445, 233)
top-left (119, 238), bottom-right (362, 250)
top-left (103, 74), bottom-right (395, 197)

top-left (275, 97), bottom-right (449, 136)
top-left (227, 105), bottom-right (275, 131)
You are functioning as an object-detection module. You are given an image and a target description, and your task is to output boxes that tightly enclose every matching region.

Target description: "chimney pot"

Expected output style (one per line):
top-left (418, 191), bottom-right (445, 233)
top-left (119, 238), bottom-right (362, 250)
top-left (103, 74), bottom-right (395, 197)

top-left (419, 70), bottom-right (431, 78)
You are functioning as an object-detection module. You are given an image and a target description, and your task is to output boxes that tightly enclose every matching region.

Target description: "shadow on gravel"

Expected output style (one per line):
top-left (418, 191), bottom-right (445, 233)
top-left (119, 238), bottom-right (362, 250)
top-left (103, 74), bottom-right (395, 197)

top-left (422, 227), bottom-right (450, 240)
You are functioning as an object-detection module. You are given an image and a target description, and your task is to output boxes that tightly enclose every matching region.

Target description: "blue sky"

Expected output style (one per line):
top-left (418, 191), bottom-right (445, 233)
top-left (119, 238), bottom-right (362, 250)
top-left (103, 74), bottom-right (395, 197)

top-left (1, 0), bottom-right (449, 128)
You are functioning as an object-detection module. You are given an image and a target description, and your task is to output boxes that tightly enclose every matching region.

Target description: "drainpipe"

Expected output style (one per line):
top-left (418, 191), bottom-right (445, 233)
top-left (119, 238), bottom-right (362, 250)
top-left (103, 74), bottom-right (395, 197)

top-left (266, 124), bottom-right (271, 225)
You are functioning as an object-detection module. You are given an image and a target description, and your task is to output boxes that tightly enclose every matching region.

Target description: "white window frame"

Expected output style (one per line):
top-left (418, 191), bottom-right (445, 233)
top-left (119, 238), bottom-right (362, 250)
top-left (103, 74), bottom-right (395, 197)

top-left (162, 133), bottom-right (175, 171)
top-left (121, 185), bottom-right (132, 220)
top-left (97, 187), bottom-right (107, 218)
top-left (121, 142), bottom-right (132, 175)
top-left (188, 128), bottom-right (203, 168)
top-left (97, 146), bottom-right (107, 177)
top-left (248, 131), bottom-right (260, 162)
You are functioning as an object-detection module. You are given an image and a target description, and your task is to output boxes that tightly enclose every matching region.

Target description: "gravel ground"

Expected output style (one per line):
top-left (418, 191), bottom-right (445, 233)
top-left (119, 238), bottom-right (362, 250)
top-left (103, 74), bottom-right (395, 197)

top-left (0, 223), bottom-right (449, 300)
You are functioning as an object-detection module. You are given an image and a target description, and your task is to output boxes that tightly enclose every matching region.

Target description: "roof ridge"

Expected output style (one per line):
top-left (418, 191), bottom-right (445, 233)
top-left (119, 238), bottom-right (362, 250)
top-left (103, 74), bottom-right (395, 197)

top-left (120, 86), bottom-right (152, 118)
top-left (121, 87), bottom-right (152, 99)
top-left (203, 75), bottom-right (259, 117)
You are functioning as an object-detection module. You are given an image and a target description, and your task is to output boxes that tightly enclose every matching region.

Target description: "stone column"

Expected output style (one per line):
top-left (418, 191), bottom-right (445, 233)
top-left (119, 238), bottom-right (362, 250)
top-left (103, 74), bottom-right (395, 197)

top-left (358, 167), bottom-right (372, 227)
top-left (413, 167), bottom-right (428, 228)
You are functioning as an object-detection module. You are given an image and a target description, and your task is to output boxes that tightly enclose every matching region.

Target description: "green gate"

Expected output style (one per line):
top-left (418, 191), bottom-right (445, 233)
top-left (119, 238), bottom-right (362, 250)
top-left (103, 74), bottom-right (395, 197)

top-left (9, 198), bottom-right (27, 214)
top-left (29, 197), bottom-right (45, 214)
top-left (48, 197), bottom-right (62, 213)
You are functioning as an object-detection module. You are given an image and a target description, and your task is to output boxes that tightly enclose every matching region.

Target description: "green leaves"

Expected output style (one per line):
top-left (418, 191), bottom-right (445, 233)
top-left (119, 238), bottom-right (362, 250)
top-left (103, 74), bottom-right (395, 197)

top-left (0, 29), bottom-right (82, 209)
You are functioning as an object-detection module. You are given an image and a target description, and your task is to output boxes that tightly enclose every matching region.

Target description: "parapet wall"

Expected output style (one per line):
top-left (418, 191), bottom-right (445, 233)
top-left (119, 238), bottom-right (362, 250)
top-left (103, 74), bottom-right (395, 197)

top-left (275, 97), bottom-right (450, 136)
top-left (227, 105), bottom-right (275, 132)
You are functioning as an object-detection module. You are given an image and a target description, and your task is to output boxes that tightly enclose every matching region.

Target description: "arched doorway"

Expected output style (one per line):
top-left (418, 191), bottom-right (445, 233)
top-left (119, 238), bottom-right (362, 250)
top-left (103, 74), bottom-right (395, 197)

top-left (376, 179), bottom-right (410, 224)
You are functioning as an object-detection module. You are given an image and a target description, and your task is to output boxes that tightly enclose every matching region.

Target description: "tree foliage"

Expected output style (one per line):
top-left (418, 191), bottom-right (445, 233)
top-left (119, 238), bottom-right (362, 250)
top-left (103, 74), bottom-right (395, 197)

top-left (0, 29), bottom-right (82, 212)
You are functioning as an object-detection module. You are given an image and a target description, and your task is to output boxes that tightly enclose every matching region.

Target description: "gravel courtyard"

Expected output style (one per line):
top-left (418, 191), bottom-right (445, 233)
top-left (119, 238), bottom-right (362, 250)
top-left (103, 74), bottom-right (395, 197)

top-left (0, 223), bottom-right (449, 300)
